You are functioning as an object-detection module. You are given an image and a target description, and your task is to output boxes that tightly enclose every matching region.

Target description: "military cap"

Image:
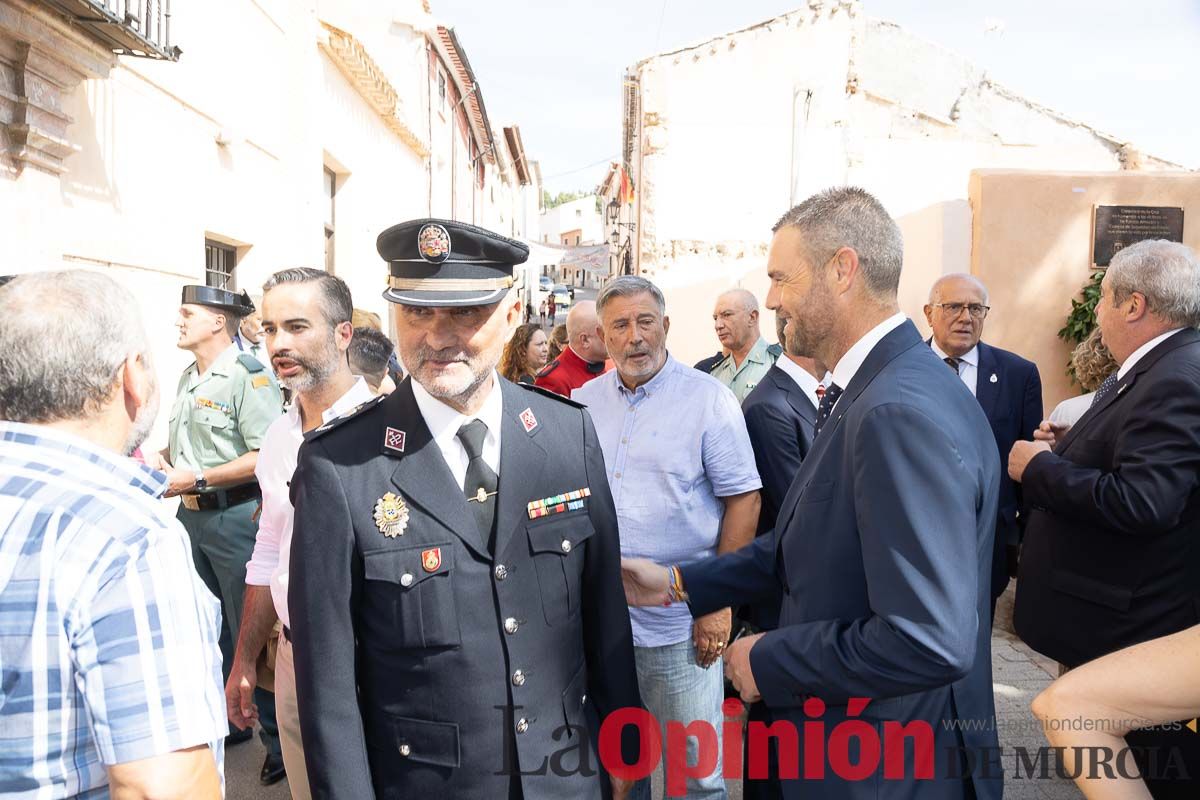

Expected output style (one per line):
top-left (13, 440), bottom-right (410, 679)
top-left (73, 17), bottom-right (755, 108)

top-left (377, 218), bottom-right (530, 307)
top-left (181, 285), bottom-right (255, 316)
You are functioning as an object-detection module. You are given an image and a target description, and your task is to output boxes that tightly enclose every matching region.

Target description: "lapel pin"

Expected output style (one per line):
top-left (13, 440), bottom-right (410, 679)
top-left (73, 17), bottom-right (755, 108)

top-left (373, 492), bottom-right (410, 537)
top-left (421, 547), bottom-right (442, 572)
top-left (384, 427), bottom-right (406, 453)
top-left (519, 407), bottom-right (538, 433)
top-left (990, 373), bottom-right (998, 383)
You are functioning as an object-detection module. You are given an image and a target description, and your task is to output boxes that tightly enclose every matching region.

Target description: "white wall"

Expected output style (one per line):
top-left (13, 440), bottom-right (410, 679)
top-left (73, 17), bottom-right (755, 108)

top-left (540, 194), bottom-right (603, 245)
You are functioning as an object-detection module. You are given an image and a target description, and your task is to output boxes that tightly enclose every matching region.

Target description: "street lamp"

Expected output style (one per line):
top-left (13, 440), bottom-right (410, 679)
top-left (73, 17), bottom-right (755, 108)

top-left (606, 197), bottom-right (620, 224)
top-left (609, 228), bottom-right (620, 247)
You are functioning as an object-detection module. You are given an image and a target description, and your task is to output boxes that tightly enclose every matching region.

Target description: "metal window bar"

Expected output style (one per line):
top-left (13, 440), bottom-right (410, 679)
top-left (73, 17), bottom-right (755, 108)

top-left (205, 241), bottom-right (237, 291)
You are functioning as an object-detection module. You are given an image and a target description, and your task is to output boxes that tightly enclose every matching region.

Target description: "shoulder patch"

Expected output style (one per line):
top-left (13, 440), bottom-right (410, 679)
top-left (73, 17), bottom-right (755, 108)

top-left (236, 353), bottom-right (266, 373)
top-left (766, 343), bottom-right (783, 362)
top-left (303, 394), bottom-right (387, 442)
top-left (519, 381), bottom-right (586, 408)
top-left (536, 359), bottom-right (560, 378)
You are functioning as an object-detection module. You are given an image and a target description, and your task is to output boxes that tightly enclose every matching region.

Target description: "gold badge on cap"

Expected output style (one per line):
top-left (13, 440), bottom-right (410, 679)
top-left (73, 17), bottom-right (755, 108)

top-left (417, 223), bottom-right (451, 264)
top-left (373, 492), bottom-right (410, 538)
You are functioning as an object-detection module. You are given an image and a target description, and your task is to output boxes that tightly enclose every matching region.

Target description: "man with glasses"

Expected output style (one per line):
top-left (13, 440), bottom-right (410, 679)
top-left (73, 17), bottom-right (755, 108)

top-left (924, 274), bottom-right (1042, 620)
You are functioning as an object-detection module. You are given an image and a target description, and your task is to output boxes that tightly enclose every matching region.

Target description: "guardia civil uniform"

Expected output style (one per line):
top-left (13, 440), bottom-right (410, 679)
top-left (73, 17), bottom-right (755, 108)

top-left (288, 220), bottom-right (642, 800)
top-left (169, 285), bottom-right (284, 748)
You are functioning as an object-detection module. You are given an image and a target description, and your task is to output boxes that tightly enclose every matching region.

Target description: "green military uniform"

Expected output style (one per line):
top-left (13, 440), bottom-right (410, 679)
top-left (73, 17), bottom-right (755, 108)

top-left (709, 336), bottom-right (777, 403)
top-left (170, 342), bottom-right (282, 669)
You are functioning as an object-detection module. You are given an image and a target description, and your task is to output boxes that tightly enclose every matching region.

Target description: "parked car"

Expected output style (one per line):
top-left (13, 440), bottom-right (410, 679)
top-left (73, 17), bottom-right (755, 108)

top-left (551, 285), bottom-right (572, 312)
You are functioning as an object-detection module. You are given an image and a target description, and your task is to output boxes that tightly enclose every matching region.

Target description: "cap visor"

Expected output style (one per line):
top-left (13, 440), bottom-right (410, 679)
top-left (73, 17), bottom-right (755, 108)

top-left (382, 287), bottom-right (511, 307)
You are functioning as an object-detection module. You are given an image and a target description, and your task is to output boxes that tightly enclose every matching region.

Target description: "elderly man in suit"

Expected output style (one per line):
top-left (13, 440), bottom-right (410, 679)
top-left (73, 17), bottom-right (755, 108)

top-left (289, 219), bottom-right (642, 799)
top-left (1009, 239), bottom-right (1200, 800)
top-left (925, 273), bottom-right (1042, 619)
top-left (623, 186), bottom-right (1002, 800)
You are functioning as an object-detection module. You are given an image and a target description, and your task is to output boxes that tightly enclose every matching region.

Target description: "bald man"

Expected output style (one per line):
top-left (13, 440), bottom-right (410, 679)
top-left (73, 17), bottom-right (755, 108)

top-left (709, 288), bottom-right (776, 402)
top-left (924, 273), bottom-right (1042, 619)
top-left (534, 300), bottom-right (611, 397)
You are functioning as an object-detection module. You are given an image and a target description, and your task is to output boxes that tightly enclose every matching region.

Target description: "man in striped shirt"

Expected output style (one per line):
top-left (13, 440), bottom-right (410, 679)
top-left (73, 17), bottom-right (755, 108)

top-left (0, 271), bottom-right (226, 799)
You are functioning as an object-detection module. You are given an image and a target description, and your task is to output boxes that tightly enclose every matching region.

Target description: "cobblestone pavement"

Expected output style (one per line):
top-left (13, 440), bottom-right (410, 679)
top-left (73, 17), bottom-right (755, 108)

top-left (226, 584), bottom-right (1082, 799)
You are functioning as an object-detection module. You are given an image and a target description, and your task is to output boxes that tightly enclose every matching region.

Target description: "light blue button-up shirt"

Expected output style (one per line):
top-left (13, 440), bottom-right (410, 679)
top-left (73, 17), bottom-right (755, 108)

top-left (574, 355), bottom-right (761, 647)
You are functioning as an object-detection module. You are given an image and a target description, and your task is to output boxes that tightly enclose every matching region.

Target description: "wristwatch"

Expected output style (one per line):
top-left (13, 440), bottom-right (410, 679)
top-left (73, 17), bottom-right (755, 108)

top-left (194, 472), bottom-right (208, 491)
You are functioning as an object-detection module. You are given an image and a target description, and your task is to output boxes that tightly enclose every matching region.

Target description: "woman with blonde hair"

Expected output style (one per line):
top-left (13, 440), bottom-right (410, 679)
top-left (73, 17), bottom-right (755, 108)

top-left (498, 323), bottom-right (549, 384)
top-left (1049, 327), bottom-right (1118, 427)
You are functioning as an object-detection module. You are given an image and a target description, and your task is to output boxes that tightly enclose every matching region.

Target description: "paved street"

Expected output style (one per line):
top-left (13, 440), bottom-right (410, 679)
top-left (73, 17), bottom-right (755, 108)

top-left (225, 584), bottom-right (1080, 799)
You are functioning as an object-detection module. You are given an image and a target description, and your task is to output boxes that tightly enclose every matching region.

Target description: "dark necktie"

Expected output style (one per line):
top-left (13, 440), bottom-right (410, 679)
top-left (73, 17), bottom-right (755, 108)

top-left (944, 356), bottom-right (962, 374)
top-left (1090, 373), bottom-right (1119, 408)
top-left (813, 383), bottom-right (844, 439)
top-left (457, 420), bottom-right (498, 552)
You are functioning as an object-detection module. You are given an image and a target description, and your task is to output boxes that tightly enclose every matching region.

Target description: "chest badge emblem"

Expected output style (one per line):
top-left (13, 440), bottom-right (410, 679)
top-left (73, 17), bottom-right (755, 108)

top-left (384, 427), bottom-right (406, 453)
top-left (373, 492), bottom-right (410, 538)
top-left (421, 547), bottom-right (442, 572)
top-left (519, 407), bottom-right (538, 433)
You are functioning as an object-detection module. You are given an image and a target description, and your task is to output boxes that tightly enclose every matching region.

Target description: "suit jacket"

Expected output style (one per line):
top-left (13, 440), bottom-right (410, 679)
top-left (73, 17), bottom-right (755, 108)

top-left (682, 321), bottom-right (1002, 800)
top-left (944, 341), bottom-right (1043, 600)
top-left (739, 364), bottom-right (816, 631)
top-left (1015, 328), bottom-right (1200, 668)
top-left (288, 377), bottom-right (641, 799)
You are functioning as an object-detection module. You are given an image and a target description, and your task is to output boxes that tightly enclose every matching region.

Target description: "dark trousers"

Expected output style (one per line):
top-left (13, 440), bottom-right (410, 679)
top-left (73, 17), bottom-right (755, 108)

top-left (743, 699), bottom-right (783, 800)
top-left (178, 500), bottom-right (280, 753)
top-left (1127, 725), bottom-right (1200, 799)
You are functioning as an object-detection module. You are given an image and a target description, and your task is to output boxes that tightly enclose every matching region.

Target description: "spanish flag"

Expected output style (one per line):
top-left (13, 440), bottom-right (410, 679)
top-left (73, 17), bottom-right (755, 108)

top-left (619, 166), bottom-right (635, 205)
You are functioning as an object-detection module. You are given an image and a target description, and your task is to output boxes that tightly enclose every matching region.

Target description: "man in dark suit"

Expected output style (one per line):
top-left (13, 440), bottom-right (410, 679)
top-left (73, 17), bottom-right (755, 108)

top-left (623, 187), bottom-right (1002, 800)
top-left (736, 312), bottom-right (821, 800)
top-left (924, 273), bottom-right (1042, 618)
top-left (1009, 239), bottom-right (1200, 799)
top-left (289, 219), bottom-right (641, 799)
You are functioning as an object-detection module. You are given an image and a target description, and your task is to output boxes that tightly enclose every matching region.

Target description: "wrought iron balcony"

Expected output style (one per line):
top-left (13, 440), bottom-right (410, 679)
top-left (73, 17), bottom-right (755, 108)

top-left (38, 0), bottom-right (179, 60)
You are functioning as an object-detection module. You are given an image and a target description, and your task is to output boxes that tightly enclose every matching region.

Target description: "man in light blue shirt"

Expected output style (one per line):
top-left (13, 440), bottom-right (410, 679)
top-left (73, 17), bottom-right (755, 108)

top-left (574, 276), bottom-right (761, 799)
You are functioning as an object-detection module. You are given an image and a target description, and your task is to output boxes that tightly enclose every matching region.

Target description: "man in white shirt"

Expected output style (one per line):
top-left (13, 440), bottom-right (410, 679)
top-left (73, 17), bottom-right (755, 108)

top-left (225, 267), bottom-right (372, 796)
top-left (236, 293), bottom-right (273, 374)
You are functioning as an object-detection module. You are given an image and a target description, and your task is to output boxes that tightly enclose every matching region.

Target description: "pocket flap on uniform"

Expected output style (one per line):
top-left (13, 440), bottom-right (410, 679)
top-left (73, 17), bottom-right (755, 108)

top-left (561, 660), bottom-right (587, 730)
top-left (371, 712), bottom-right (461, 768)
top-left (798, 479), bottom-right (835, 504)
top-left (362, 544), bottom-right (454, 588)
top-left (1051, 569), bottom-right (1132, 611)
top-left (527, 516), bottom-right (595, 556)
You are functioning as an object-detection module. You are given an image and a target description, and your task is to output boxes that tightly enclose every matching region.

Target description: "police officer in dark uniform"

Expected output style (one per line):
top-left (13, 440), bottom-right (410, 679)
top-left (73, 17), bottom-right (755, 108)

top-left (289, 219), bottom-right (642, 799)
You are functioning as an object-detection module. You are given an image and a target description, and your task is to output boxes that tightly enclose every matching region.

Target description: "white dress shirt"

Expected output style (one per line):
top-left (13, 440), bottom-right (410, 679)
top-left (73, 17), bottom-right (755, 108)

top-left (410, 373), bottom-right (504, 489)
top-left (245, 377), bottom-right (375, 627)
top-left (930, 341), bottom-right (979, 396)
top-left (830, 313), bottom-right (908, 409)
top-left (1117, 328), bottom-right (1185, 381)
top-left (774, 354), bottom-right (823, 410)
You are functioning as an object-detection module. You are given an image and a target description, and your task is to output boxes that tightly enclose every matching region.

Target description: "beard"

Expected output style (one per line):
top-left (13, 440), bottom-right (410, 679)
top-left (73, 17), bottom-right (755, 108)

top-left (782, 281), bottom-right (835, 359)
top-left (123, 384), bottom-right (160, 456)
top-left (409, 342), bottom-right (497, 404)
top-left (274, 335), bottom-right (339, 394)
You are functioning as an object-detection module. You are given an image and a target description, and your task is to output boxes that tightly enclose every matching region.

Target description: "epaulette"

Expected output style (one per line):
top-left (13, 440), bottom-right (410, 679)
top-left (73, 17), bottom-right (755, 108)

top-left (536, 359), bottom-right (560, 378)
top-left (766, 343), bottom-right (783, 362)
top-left (304, 394), bottom-right (387, 441)
top-left (236, 353), bottom-right (267, 373)
top-left (518, 381), bottom-right (586, 408)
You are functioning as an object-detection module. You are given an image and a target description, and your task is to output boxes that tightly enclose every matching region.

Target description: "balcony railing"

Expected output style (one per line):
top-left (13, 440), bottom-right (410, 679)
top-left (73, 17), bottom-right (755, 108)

top-left (39, 0), bottom-right (180, 60)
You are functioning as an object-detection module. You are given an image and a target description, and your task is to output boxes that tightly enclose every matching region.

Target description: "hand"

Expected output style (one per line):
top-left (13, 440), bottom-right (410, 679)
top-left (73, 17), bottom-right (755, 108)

top-left (162, 467), bottom-right (196, 498)
top-left (1008, 440), bottom-right (1052, 483)
top-left (621, 558), bottom-right (672, 607)
top-left (225, 658), bottom-right (259, 730)
top-left (609, 774), bottom-right (635, 800)
top-left (142, 450), bottom-right (167, 471)
top-left (1032, 419), bottom-right (1070, 447)
top-left (693, 608), bottom-right (732, 668)
top-left (724, 632), bottom-right (763, 703)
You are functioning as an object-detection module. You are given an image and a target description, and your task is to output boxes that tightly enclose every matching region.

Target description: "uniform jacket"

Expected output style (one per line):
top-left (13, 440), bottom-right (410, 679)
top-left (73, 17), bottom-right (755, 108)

top-left (1015, 328), bottom-right (1200, 668)
top-left (739, 364), bottom-right (816, 631)
top-left (533, 345), bottom-right (609, 398)
top-left (682, 321), bottom-right (1002, 800)
top-left (288, 377), bottom-right (641, 800)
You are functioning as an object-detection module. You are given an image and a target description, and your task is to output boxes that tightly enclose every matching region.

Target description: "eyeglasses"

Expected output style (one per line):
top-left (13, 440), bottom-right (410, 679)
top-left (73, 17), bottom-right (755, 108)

top-left (933, 302), bottom-right (990, 320)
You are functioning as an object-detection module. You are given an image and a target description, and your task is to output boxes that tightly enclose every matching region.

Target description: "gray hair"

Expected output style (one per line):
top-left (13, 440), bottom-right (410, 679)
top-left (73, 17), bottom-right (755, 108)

top-left (772, 186), bottom-right (904, 298)
top-left (596, 276), bottom-right (666, 317)
top-left (1107, 240), bottom-right (1200, 328)
top-left (262, 268), bottom-right (353, 326)
top-left (717, 288), bottom-right (758, 313)
top-left (929, 273), bottom-right (990, 305)
top-left (0, 271), bottom-right (151, 423)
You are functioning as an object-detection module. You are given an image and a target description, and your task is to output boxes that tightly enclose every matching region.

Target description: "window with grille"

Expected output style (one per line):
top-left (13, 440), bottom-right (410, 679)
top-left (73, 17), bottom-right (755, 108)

top-left (205, 240), bottom-right (237, 290)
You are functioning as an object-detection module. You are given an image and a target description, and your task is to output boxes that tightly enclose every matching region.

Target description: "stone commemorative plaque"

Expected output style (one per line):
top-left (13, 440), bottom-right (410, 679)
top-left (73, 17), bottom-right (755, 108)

top-left (1093, 205), bottom-right (1184, 267)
